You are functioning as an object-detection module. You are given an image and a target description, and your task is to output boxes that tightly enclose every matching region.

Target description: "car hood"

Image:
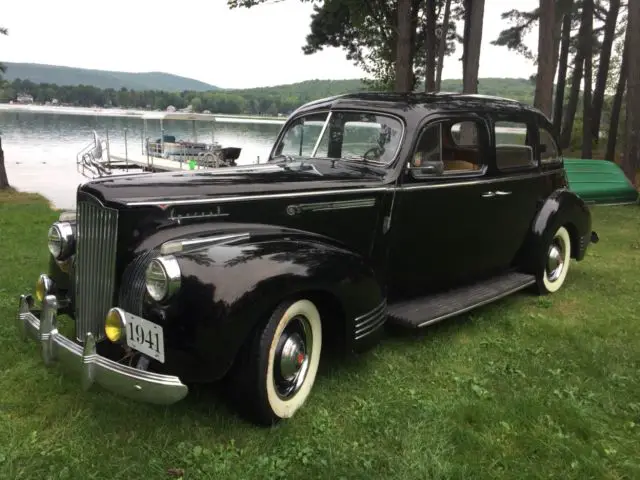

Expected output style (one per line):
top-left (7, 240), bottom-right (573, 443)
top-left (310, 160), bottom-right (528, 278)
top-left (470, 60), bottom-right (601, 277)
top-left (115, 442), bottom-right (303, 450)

top-left (80, 160), bottom-right (391, 206)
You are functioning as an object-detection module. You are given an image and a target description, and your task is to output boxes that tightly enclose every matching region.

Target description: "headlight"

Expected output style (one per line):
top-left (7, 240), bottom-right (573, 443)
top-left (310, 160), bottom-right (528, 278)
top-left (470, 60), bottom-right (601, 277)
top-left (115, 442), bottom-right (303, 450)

top-left (47, 222), bottom-right (75, 260)
top-left (145, 255), bottom-right (181, 302)
top-left (105, 308), bottom-right (127, 343)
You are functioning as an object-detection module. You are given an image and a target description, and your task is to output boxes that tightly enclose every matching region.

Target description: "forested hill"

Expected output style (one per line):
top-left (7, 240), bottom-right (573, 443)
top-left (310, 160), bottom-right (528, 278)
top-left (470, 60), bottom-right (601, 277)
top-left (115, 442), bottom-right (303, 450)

top-left (1, 62), bottom-right (218, 92)
top-left (1, 70), bottom-right (536, 116)
top-left (241, 78), bottom-right (535, 103)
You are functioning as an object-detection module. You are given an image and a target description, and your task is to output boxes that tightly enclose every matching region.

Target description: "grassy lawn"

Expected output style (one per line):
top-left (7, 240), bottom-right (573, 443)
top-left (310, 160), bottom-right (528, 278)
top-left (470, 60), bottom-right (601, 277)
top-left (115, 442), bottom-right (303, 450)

top-left (1, 190), bottom-right (639, 479)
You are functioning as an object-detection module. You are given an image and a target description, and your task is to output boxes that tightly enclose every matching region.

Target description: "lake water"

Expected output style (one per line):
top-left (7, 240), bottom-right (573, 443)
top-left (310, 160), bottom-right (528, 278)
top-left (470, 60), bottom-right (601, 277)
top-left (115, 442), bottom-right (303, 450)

top-left (0, 109), bottom-right (285, 209)
top-left (1, 107), bottom-right (527, 210)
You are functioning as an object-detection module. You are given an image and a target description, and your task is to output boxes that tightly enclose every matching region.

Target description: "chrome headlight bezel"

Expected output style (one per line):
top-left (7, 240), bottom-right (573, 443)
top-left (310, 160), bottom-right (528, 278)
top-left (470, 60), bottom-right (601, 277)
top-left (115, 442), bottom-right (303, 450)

top-left (145, 255), bottom-right (181, 302)
top-left (47, 222), bottom-right (75, 261)
top-left (105, 307), bottom-right (127, 344)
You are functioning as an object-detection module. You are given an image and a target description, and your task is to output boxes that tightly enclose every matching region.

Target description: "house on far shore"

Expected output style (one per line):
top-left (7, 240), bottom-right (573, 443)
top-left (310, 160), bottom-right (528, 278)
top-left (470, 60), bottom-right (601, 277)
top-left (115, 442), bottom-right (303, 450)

top-left (16, 93), bottom-right (34, 104)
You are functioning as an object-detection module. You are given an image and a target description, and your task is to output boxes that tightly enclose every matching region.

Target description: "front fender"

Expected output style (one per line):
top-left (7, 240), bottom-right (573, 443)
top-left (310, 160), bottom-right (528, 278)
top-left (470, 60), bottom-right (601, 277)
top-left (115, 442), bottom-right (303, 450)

top-left (520, 188), bottom-right (593, 273)
top-left (162, 237), bottom-right (385, 380)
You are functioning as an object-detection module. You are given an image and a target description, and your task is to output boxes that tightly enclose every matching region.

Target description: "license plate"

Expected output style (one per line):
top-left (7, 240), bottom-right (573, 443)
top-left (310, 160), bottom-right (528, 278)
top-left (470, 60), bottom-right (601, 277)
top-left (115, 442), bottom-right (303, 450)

top-left (125, 313), bottom-right (165, 364)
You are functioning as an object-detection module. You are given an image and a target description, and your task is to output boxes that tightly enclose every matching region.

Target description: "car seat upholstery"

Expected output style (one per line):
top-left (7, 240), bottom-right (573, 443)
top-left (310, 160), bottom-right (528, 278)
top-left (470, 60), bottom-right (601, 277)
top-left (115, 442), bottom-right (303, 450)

top-left (496, 144), bottom-right (534, 169)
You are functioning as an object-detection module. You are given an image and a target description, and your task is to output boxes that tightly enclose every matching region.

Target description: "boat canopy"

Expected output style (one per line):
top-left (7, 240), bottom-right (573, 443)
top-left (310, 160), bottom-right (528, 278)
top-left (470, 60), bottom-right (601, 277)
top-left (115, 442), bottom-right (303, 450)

top-left (141, 112), bottom-right (218, 122)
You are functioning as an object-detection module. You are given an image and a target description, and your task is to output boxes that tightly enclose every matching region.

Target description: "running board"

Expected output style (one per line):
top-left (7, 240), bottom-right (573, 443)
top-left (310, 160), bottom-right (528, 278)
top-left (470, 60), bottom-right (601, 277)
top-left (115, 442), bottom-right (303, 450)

top-left (387, 272), bottom-right (536, 329)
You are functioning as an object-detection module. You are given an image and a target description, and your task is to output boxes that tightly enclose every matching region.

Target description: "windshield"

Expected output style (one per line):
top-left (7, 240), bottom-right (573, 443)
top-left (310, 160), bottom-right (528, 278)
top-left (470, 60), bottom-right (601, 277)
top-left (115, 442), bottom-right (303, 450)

top-left (271, 111), bottom-right (404, 166)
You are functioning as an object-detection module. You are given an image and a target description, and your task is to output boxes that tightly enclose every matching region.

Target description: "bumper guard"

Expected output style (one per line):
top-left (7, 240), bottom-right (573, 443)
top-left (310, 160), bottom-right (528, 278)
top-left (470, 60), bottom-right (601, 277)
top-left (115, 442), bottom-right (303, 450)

top-left (16, 294), bottom-right (188, 405)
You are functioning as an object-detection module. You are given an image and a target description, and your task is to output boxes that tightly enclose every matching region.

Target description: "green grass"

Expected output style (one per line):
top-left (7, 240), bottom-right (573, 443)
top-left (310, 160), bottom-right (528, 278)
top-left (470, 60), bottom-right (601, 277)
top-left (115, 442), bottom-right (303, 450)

top-left (1, 191), bottom-right (639, 479)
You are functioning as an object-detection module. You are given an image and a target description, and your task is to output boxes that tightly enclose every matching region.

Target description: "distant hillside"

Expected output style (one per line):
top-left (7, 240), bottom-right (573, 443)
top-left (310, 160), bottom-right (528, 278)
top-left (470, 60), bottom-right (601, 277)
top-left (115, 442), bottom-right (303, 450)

top-left (0, 67), bottom-right (537, 116)
top-left (1, 62), bottom-right (535, 101)
top-left (229, 77), bottom-right (535, 103)
top-left (1, 62), bottom-right (218, 92)
top-left (230, 79), bottom-right (367, 97)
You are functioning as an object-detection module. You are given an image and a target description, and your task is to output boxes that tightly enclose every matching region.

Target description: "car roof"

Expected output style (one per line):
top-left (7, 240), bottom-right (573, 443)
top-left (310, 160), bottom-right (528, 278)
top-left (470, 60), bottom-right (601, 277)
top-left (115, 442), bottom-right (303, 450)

top-left (293, 91), bottom-right (546, 123)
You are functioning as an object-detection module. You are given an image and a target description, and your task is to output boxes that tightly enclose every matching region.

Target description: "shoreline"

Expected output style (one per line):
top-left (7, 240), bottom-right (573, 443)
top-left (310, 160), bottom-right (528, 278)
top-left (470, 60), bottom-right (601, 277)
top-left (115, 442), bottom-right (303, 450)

top-left (0, 103), bottom-right (286, 124)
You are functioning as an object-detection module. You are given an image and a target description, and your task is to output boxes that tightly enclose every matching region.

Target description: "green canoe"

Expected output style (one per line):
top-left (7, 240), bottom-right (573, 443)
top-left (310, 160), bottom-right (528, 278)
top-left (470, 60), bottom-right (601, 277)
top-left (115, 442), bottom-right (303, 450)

top-left (563, 158), bottom-right (639, 206)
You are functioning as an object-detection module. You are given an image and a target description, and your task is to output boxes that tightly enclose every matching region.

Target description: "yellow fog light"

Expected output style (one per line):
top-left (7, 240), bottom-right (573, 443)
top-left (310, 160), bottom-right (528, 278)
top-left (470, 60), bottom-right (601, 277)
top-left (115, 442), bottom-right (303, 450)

top-left (105, 308), bottom-right (127, 343)
top-left (35, 274), bottom-right (54, 303)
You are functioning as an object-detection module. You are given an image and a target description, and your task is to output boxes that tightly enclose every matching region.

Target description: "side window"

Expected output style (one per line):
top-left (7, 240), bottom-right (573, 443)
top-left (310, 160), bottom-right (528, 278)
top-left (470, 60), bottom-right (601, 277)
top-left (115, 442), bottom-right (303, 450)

top-left (412, 119), bottom-right (484, 174)
top-left (494, 120), bottom-right (536, 171)
top-left (539, 127), bottom-right (560, 164)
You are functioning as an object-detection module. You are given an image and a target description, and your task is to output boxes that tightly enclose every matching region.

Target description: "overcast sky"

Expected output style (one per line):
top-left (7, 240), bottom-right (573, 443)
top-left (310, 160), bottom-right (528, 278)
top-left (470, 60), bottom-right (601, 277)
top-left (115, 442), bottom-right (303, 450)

top-left (2, 0), bottom-right (540, 89)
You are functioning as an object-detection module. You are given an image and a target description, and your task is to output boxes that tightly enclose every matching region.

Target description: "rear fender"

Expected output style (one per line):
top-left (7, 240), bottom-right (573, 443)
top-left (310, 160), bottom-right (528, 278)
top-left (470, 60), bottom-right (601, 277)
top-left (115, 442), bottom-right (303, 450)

top-left (519, 188), bottom-right (593, 273)
top-left (164, 236), bottom-right (385, 380)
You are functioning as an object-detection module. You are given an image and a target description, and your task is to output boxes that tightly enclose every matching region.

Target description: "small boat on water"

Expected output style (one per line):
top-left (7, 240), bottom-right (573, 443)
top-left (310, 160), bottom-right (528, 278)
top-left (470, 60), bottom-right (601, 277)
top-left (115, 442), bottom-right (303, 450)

top-left (146, 135), bottom-right (242, 167)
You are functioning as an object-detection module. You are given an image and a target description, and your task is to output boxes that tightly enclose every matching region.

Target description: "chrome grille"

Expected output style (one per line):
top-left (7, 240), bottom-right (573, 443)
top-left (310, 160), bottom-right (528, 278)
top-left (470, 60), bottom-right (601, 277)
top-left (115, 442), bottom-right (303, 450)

top-left (75, 195), bottom-right (119, 342)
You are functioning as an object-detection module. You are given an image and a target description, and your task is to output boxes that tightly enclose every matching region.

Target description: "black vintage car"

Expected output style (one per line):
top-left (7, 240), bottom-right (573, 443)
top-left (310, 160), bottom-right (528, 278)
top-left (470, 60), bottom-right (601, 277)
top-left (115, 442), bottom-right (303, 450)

top-left (17, 92), bottom-right (598, 425)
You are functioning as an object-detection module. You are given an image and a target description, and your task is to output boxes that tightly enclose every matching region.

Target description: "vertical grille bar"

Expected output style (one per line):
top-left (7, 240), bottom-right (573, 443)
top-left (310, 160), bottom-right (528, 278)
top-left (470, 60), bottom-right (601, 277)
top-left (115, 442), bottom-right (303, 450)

top-left (75, 195), bottom-right (119, 342)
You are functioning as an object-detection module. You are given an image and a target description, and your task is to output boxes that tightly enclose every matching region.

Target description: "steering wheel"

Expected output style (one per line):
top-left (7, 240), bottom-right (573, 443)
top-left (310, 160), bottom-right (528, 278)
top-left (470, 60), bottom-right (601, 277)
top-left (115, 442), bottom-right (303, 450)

top-left (363, 146), bottom-right (383, 161)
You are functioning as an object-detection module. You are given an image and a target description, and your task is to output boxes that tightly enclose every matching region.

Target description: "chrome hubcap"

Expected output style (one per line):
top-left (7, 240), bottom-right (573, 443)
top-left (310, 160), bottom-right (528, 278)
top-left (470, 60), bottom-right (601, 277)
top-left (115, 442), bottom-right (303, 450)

top-left (279, 333), bottom-right (306, 381)
top-left (274, 316), bottom-right (313, 400)
top-left (546, 240), bottom-right (565, 282)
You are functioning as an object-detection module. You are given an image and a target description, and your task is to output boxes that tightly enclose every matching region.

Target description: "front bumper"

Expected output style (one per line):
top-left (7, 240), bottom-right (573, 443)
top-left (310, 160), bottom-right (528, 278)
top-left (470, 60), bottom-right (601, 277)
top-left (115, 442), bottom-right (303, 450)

top-left (16, 294), bottom-right (188, 405)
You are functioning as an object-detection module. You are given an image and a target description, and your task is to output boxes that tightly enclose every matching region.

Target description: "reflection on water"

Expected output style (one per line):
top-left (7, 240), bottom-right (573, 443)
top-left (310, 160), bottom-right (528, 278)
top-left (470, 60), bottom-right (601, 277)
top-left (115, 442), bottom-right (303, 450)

top-left (0, 110), bottom-right (283, 209)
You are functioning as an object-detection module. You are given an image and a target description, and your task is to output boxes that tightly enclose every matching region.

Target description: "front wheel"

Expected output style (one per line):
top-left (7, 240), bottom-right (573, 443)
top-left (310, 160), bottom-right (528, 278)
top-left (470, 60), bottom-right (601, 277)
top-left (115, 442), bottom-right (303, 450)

top-left (232, 298), bottom-right (323, 425)
top-left (536, 225), bottom-right (572, 294)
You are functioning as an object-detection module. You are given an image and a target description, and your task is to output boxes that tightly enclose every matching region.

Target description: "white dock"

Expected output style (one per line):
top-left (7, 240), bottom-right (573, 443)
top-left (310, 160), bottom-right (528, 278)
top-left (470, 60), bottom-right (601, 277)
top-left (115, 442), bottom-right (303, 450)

top-left (109, 151), bottom-right (213, 172)
top-left (76, 110), bottom-right (269, 179)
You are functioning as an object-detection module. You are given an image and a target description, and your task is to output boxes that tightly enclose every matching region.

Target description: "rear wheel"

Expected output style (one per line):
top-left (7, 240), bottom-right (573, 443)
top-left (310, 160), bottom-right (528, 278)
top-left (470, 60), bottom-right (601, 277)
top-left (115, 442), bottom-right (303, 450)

top-left (231, 298), bottom-right (323, 425)
top-left (536, 225), bottom-right (572, 294)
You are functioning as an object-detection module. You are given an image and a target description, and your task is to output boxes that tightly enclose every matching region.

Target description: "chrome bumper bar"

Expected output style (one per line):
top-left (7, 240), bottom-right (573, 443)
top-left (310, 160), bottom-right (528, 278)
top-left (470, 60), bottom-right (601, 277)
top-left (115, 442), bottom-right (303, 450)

top-left (16, 294), bottom-right (188, 405)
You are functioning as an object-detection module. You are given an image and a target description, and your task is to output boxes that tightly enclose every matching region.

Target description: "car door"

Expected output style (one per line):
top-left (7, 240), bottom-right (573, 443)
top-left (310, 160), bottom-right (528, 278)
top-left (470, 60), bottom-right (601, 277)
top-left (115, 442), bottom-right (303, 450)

top-left (386, 112), bottom-right (503, 302)
top-left (482, 111), bottom-right (548, 271)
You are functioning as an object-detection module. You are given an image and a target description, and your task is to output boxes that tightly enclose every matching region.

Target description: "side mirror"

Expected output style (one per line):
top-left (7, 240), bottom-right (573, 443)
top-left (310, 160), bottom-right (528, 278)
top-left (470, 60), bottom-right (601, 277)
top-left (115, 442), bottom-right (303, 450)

top-left (409, 160), bottom-right (444, 178)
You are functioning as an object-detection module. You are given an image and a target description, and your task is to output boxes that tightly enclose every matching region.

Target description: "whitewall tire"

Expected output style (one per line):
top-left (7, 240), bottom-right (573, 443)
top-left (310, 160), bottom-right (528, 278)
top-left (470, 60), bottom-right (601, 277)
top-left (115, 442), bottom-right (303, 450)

top-left (231, 298), bottom-right (323, 425)
top-left (537, 225), bottom-right (572, 294)
top-left (264, 299), bottom-right (322, 419)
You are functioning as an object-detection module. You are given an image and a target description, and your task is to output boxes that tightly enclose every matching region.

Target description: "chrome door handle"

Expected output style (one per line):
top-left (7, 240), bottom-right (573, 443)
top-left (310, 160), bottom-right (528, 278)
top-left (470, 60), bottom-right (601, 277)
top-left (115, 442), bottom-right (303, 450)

top-left (495, 190), bottom-right (512, 196)
top-left (481, 191), bottom-right (496, 198)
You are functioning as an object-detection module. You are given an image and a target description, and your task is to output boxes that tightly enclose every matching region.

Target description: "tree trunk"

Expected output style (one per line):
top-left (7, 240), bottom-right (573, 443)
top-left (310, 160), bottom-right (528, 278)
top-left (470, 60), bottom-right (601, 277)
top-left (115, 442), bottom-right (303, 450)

top-left (409, 0), bottom-right (422, 90)
top-left (581, 0), bottom-right (594, 158)
top-left (550, 0), bottom-right (567, 78)
top-left (462, 0), bottom-right (484, 94)
top-left (461, 0), bottom-right (472, 82)
top-left (560, 55), bottom-right (584, 149)
top-left (591, 0), bottom-right (621, 144)
top-left (606, 25), bottom-right (629, 162)
top-left (534, 0), bottom-right (556, 117)
top-left (623, 0), bottom-right (640, 185)
top-left (553, 6), bottom-right (572, 137)
top-left (435, 0), bottom-right (451, 91)
top-left (395, 0), bottom-right (413, 92)
top-left (560, 0), bottom-right (591, 150)
top-left (0, 137), bottom-right (9, 190)
top-left (424, 0), bottom-right (437, 92)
